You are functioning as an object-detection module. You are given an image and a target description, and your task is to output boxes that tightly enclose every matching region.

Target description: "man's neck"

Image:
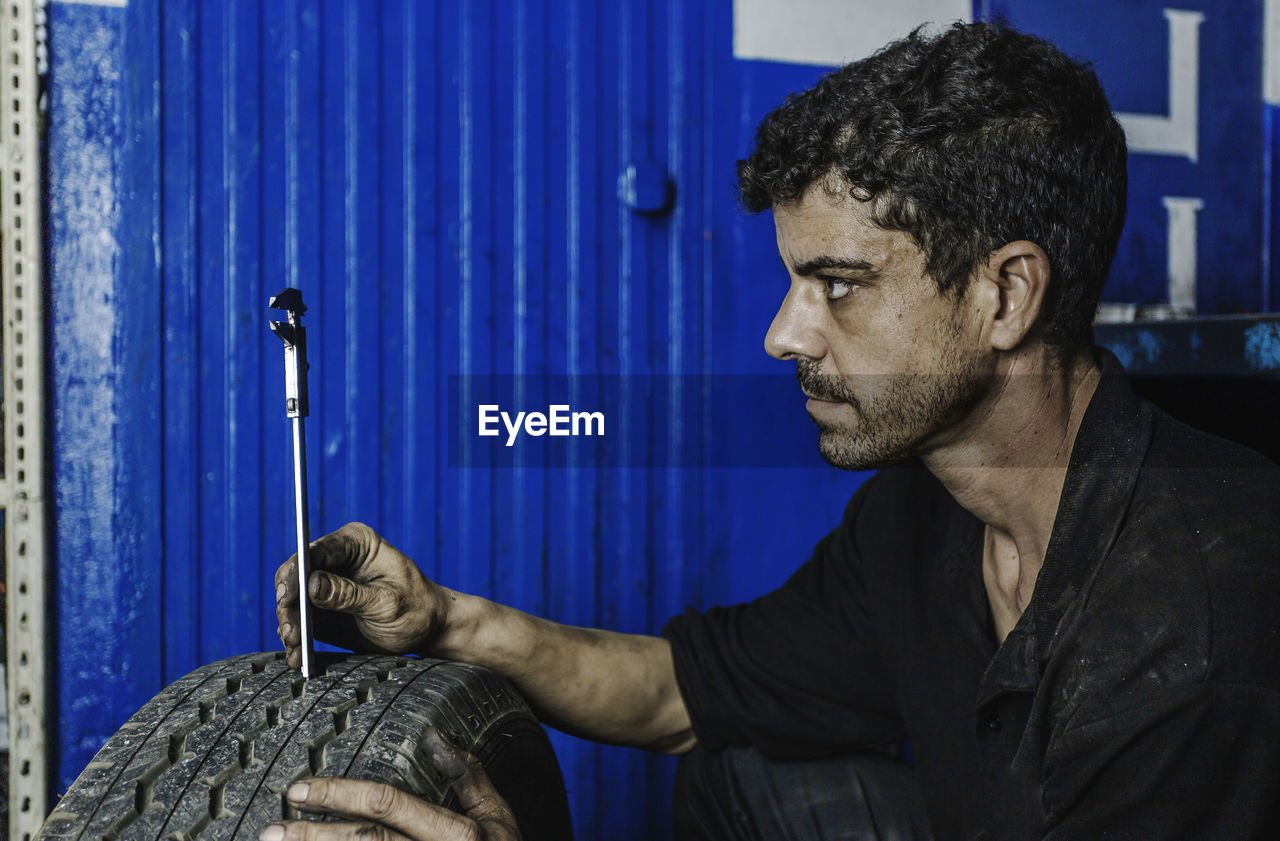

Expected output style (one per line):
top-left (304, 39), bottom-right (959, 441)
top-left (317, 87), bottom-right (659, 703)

top-left (923, 347), bottom-right (1101, 640)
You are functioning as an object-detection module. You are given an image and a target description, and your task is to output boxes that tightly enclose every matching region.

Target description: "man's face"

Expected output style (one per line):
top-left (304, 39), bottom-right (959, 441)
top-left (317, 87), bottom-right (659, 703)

top-left (765, 181), bottom-right (992, 470)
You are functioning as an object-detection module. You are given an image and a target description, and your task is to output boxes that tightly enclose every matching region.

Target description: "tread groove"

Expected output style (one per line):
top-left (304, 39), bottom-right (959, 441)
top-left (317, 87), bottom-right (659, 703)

top-left (208, 784), bottom-right (226, 820)
top-left (197, 701), bottom-right (214, 724)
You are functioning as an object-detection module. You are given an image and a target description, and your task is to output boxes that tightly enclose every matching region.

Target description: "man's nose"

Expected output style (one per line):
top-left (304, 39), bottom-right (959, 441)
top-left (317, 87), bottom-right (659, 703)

top-left (764, 284), bottom-right (827, 361)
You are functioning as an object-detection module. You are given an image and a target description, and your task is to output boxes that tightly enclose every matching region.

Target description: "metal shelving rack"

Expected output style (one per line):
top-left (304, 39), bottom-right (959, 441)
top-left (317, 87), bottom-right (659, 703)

top-left (1, 0), bottom-right (49, 838)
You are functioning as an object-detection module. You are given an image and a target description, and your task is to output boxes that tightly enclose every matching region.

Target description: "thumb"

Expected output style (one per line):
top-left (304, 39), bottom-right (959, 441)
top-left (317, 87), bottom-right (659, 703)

top-left (308, 569), bottom-right (382, 614)
top-left (424, 728), bottom-right (518, 832)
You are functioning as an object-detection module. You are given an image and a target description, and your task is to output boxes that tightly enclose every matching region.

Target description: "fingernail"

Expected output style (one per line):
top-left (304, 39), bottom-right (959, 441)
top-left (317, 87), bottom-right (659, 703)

top-left (287, 781), bottom-right (309, 803)
top-left (276, 584), bottom-right (286, 601)
top-left (260, 825), bottom-right (284, 841)
top-left (281, 623), bottom-right (293, 639)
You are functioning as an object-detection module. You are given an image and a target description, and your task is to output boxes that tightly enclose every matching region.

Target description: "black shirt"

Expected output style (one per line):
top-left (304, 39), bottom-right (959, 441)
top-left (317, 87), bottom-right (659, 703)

top-left (665, 353), bottom-right (1280, 840)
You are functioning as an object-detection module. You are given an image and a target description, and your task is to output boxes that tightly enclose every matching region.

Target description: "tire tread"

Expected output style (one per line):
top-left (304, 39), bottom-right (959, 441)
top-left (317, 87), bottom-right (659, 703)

top-left (37, 653), bottom-right (571, 841)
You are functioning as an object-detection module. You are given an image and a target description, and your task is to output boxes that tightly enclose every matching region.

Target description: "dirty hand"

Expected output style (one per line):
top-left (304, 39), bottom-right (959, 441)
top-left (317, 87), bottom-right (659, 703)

top-left (276, 522), bottom-right (449, 667)
top-left (259, 728), bottom-right (520, 841)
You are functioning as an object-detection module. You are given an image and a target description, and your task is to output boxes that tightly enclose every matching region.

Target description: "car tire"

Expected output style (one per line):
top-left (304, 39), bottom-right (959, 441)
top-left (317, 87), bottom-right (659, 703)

top-left (35, 652), bottom-right (573, 840)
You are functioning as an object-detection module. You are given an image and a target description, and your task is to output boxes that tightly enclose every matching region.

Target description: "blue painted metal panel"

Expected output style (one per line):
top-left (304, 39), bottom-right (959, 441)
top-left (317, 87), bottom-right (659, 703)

top-left (43, 0), bottom-right (923, 830)
top-left (1268, 102), bottom-right (1280, 310)
top-left (983, 0), bottom-right (1268, 313)
top-left (158, 0), bottom-right (200, 682)
top-left (48, 0), bottom-right (163, 789)
top-left (46, 0), bottom-right (1280, 835)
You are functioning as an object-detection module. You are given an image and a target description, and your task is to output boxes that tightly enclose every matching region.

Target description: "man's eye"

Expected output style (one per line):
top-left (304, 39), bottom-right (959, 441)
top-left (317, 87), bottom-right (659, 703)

top-left (824, 278), bottom-right (855, 301)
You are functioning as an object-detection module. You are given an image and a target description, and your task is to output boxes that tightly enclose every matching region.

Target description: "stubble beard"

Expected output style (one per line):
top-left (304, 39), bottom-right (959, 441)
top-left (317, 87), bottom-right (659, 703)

top-left (796, 347), bottom-right (988, 471)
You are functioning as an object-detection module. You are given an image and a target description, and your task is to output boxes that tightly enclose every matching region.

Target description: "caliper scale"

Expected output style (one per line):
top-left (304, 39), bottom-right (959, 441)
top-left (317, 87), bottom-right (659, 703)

top-left (269, 288), bottom-right (317, 678)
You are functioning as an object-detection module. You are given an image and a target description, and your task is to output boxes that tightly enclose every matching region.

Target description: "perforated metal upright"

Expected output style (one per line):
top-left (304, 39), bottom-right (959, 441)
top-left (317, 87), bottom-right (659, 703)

top-left (1, 0), bottom-right (50, 838)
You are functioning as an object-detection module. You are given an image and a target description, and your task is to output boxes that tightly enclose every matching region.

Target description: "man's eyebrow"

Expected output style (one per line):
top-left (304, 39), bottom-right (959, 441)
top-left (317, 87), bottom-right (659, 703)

top-left (790, 255), bottom-right (878, 276)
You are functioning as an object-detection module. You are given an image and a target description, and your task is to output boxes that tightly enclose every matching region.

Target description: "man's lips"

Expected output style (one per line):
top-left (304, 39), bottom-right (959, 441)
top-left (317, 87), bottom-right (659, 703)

top-left (803, 391), bottom-right (845, 406)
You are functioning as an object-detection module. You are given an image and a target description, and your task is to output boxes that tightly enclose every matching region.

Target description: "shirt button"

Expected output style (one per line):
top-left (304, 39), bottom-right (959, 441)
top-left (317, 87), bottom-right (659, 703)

top-left (985, 713), bottom-right (1002, 732)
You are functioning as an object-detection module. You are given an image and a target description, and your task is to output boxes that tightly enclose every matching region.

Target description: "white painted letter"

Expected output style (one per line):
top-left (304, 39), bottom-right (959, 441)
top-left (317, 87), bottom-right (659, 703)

top-left (1266, 0), bottom-right (1280, 104)
top-left (1116, 9), bottom-right (1203, 161)
top-left (525, 412), bottom-right (548, 437)
top-left (1163, 196), bottom-right (1204, 312)
top-left (733, 0), bottom-right (971, 68)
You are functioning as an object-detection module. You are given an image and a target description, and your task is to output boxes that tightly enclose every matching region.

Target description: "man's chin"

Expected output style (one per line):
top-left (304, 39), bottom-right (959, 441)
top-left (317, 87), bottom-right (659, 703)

top-left (816, 430), bottom-right (913, 472)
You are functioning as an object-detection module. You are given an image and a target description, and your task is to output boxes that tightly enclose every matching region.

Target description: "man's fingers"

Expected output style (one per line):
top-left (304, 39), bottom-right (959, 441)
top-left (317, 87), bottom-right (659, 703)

top-left (275, 558), bottom-right (300, 646)
top-left (275, 523), bottom-right (381, 665)
top-left (308, 570), bottom-right (383, 615)
top-left (424, 728), bottom-right (518, 830)
top-left (308, 522), bottom-right (378, 573)
top-left (423, 728), bottom-right (469, 779)
top-left (276, 603), bottom-right (298, 637)
top-left (262, 735), bottom-right (518, 840)
top-left (259, 818), bottom-right (410, 840)
top-left (275, 560), bottom-right (300, 658)
top-left (275, 556), bottom-right (299, 597)
top-left (275, 778), bottom-right (476, 840)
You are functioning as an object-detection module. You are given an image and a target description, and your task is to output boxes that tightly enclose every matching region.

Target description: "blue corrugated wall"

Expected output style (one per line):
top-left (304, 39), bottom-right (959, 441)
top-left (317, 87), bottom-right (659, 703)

top-left (50, 2), bottom-right (859, 836)
top-left (43, 0), bottom-right (1280, 837)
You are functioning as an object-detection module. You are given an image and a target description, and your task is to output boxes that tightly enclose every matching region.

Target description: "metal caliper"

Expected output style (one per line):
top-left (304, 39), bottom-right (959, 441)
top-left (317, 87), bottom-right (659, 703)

top-left (269, 288), bottom-right (317, 678)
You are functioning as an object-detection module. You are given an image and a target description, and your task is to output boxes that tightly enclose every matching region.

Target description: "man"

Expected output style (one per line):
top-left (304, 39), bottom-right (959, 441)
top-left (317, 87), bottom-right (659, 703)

top-left (264, 22), bottom-right (1280, 841)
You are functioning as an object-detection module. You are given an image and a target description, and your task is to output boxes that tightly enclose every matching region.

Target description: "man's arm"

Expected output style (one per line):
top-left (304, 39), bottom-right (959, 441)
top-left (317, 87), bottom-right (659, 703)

top-left (435, 595), bottom-right (695, 752)
top-left (275, 521), bottom-right (695, 755)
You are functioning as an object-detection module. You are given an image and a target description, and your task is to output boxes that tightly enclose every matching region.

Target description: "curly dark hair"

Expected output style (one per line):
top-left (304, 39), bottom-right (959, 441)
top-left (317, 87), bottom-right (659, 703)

top-left (737, 22), bottom-right (1127, 353)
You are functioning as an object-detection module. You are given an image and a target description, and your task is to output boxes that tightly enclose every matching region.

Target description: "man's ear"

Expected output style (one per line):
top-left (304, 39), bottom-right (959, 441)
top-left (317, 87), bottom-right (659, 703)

top-left (978, 240), bottom-right (1050, 352)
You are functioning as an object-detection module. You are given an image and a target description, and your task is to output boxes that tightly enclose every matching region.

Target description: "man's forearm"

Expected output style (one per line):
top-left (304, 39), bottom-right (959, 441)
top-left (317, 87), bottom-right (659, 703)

top-left (429, 588), bottom-right (696, 754)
